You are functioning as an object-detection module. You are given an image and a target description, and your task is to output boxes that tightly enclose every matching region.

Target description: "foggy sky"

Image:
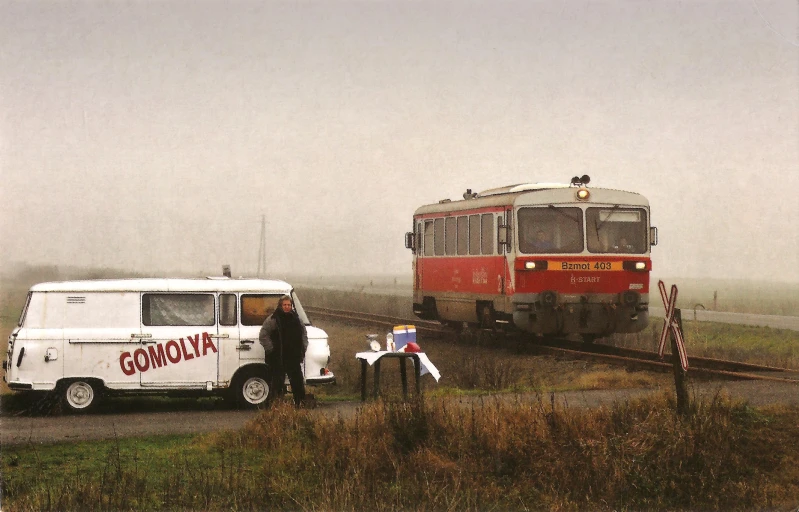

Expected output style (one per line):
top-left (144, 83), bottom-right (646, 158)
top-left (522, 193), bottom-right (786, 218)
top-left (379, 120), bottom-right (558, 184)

top-left (1, 0), bottom-right (797, 282)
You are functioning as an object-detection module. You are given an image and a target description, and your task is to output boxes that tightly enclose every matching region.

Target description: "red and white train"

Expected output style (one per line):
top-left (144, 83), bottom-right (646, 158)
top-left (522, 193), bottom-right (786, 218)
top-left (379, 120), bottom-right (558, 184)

top-left (405, 176), bottom-right (657, 342)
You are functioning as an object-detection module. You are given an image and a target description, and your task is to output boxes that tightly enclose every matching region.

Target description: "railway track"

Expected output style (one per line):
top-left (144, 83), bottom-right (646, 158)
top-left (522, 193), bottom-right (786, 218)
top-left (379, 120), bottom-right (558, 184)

top-left (305, 306), bottom-right (799, 384)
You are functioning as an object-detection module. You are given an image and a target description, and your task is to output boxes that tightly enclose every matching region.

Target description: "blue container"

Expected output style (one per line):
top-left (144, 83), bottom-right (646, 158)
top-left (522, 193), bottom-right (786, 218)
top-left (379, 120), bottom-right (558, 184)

top-left (392, 325), bottom-right (417, 351)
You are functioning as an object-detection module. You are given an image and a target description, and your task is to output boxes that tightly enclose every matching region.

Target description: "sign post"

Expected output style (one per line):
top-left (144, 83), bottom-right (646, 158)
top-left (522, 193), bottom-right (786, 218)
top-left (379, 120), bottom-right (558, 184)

top-left (658, 280), bottom-right (690, 415)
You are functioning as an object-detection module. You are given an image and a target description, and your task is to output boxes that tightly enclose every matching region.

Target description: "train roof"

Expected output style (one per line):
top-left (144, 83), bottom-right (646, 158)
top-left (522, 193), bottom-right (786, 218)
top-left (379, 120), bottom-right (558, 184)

top-left (413, 182), bottom-right (649, 216)
top-left (28, 277), bottom-right (294, 293)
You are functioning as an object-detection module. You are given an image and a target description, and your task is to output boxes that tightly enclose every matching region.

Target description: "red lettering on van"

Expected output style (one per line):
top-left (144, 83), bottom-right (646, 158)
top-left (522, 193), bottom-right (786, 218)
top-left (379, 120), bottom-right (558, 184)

top-left (118, 332), bottom-right (216, 376)
top-left (165, 340), bottom-right (181, 363)
top-left (187, 334), bottom-right (201, 357)
top-left (179, 338), bottom-right (195, 360)
top-left (148, 344), bottom-right (166, 369)
top-left (120, 352), bottom-right (135, 376)
top-left (202, 332), bottom-right (218, 355)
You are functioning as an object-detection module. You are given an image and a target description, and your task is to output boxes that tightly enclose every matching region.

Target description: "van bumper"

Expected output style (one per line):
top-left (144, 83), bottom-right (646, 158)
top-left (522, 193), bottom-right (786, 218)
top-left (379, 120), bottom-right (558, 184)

top-left (8, 382), bottom-right (33, 391)
top-left (306, 374), bottom-right (336, 385)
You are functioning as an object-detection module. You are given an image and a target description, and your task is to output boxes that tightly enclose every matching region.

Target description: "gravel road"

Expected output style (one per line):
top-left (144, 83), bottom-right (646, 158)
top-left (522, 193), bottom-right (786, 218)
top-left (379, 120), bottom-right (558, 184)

top-left (2, 380), bottom-right (797, 447)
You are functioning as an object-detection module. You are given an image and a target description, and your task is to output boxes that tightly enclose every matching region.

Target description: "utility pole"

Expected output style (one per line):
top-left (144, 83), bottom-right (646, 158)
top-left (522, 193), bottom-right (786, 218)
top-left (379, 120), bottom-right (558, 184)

top-left (257, 214), bottom-right (267, 277)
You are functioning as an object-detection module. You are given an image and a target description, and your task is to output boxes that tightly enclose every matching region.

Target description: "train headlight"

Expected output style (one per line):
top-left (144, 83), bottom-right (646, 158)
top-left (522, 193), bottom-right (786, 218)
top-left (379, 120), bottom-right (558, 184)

top-left (576, 187), bottom-right (590, 201)
top-left (623, 261), bottom-right (648, 271)
top-left (523, 260), bottom-right (548, 271)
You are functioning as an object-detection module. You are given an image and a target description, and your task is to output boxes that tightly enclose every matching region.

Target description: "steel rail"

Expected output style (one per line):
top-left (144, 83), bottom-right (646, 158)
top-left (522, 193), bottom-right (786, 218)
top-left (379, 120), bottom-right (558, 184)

top-left (305, 306), bottom-right (799, 384)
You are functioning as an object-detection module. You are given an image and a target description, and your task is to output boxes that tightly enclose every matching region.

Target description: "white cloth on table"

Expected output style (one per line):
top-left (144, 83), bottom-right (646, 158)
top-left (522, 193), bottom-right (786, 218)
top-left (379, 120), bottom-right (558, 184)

top-left (355, 351), bottom-right (441, 382)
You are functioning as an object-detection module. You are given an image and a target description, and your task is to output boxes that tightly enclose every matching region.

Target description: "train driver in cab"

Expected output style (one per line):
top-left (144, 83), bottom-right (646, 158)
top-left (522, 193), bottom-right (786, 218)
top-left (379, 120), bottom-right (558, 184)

top-left (613, 236), bottom-right (635, 253)
top-left (527, 229), bottom-right (555, 253)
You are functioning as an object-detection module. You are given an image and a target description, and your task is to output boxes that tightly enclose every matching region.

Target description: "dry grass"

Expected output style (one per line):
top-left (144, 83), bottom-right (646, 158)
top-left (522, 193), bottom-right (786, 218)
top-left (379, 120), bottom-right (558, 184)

top-left (4, 396), bottom-right (798, 511)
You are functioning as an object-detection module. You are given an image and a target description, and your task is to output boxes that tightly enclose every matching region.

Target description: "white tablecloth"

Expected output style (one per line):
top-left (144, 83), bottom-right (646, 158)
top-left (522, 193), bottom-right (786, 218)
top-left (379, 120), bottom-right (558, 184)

top-left (355, 351), bottom-right (441, 382)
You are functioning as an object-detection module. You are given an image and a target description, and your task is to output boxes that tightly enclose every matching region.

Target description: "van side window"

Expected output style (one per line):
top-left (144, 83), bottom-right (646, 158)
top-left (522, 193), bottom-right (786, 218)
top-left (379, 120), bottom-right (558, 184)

top-left (240, 294), bottom-right (282, 326)
top-left (142, 294), bottom-right (215, 326)
top-left (219, 294), bottom-right (237, 326)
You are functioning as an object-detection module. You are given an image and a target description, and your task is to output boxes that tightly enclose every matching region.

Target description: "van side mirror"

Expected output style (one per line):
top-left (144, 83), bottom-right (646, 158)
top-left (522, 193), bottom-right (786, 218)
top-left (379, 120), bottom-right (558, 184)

top-left (650, 226), bottom-right (658, 246)
top-left (405, 232), bottom-right (415, 251)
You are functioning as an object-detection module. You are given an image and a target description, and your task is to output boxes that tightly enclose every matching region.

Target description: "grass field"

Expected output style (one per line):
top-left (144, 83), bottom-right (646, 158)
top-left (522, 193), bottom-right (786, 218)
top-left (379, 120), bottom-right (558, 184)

top-left (3, 397), bottom-right (799, 511)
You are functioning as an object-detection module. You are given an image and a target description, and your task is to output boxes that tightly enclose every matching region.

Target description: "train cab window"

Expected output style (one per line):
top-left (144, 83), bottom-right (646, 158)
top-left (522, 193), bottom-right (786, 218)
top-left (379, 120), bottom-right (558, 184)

top-left (219, 293), bottom-right (237, 326)
top-left (518, 207), bottom-right (583, 254)
top-left (445, 217), bottom-right (457, 255)
top-left (457, 216), bottom-right (468, 255)
top-left (469, 215), bottom-right (481, 255)
top-left (481, 213), bottom-right (494, 254)
top-left (586, 207), bottom-right (648, 254)
top-left (434, 218), bottom-right (445, 255)
top-left (424, 220), bottom-right (435, 256)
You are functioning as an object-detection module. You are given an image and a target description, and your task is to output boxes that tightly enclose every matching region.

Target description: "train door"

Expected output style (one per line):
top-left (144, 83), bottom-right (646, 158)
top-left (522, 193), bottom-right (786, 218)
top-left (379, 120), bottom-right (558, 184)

top-left (500, 208), bottom-right (513, 312)
top-left (414, 219), bottom-right (423, 293)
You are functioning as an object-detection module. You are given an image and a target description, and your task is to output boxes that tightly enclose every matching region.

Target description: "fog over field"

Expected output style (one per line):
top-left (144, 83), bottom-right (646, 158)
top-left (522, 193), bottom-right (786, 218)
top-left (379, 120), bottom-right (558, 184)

top-left (1, 0), bottom-right (797, 283)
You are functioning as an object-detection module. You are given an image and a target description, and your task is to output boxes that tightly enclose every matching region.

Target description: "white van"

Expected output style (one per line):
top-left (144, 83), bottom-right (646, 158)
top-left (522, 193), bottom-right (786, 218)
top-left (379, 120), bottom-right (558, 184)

top-left (2, 278), bottom-right (335, 412)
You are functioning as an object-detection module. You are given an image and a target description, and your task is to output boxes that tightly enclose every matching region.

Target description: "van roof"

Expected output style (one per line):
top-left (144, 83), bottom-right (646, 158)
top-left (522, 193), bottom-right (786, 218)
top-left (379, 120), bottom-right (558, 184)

top-left (29, 278), bottom-right (294, 293)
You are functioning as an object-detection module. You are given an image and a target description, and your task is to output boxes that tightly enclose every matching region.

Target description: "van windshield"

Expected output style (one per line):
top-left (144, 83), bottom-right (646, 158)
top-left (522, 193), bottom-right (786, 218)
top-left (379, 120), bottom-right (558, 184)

top-left (291, 292), bottom-right (311, 326)
top-left (18, 292), bottom-right (31, 327)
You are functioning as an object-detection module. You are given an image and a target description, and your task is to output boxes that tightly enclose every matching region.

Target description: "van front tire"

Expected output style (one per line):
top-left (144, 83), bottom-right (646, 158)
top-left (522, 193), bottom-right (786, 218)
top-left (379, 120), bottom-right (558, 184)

top-left (61, 379), bottom-right (100, 413)
top-left (233, 369), bottom-right (270, 409)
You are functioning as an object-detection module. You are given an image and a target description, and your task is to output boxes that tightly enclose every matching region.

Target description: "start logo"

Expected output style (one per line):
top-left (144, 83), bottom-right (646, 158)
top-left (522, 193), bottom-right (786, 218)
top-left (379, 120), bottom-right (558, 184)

top-left (119, 332), bottom-right (217, 376)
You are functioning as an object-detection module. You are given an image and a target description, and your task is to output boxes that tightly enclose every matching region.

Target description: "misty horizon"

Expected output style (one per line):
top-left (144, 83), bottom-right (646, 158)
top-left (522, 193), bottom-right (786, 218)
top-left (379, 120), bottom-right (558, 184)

top-left (1, 0), bottom-right (797, 283)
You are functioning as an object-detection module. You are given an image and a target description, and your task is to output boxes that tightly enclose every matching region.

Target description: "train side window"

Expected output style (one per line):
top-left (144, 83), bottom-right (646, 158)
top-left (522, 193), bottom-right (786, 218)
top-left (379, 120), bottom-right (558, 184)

top-left (219, 293), bottom-right (237, 326)
top-left (481, 213), bottom-right (494, 254)
top-left (424, 220), bottom-right (435, 256)
top-left (434, 218), bottom-right (445, 255)
top-left (469, 215), bottom-right (480, 255)
top-left (457, 216), bottom-right (468, 255)
top-left (445, 217), bottom-right (457, 255)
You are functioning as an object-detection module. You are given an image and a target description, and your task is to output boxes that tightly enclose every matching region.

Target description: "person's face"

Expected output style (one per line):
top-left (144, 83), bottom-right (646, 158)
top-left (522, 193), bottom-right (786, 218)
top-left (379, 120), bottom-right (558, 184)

top-left (280, 300), bottom-right (292, 313)
top-left (536, 231), bottom-right (547, 241)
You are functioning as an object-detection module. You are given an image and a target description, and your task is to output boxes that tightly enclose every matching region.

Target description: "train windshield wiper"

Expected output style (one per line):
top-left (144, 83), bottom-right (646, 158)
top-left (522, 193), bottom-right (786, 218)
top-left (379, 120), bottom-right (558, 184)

top-left (594, 204), bottom-right (620, 233)
top-left (547, 204), bottom-right (580, 223)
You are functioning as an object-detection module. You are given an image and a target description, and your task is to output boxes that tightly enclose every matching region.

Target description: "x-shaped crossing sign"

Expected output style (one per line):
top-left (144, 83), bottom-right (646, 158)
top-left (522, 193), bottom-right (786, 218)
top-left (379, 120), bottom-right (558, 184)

top-left (657, 280), bottom-right (689, 370)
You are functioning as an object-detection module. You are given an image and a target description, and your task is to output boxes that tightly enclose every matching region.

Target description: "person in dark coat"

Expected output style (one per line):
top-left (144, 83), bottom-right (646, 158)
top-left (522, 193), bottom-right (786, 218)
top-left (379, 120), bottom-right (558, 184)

top-left (259, 295), bottom-right (308, 406)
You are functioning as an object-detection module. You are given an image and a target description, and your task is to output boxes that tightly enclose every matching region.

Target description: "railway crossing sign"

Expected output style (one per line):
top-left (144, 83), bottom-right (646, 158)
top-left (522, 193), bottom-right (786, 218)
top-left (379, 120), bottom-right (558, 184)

top-left (658, 280), bottom-right (689, 370)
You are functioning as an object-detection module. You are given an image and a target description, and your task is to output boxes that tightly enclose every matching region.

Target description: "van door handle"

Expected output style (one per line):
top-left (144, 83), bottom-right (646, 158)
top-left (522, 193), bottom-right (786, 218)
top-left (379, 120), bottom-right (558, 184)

top-left (131, 334), bottom-right (152, 339)
top-left (237, 339), bottom-right (254, 351)
top-left (208, 334), bottom-right (230, 339)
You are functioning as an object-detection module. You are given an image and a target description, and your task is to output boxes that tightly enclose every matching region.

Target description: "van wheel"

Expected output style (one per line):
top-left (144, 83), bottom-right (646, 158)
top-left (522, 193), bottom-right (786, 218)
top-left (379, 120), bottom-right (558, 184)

top-left (61, 379), bottom-right (99, 413)
top-left (234, 370), bottom-right (270, 409)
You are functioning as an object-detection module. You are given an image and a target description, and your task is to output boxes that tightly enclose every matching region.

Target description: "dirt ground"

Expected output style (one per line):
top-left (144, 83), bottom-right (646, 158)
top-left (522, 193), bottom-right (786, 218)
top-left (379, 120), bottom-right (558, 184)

top-left (2, 379), bottom-right (797, 446)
